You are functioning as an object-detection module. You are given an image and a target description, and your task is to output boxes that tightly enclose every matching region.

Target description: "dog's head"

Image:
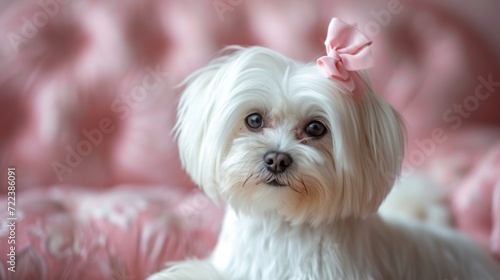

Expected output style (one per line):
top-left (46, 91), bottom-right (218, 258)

top-left (175, 46), bottom-right (405, 225)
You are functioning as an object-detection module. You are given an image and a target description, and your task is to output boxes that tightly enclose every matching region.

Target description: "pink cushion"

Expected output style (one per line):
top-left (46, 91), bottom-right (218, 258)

top-left (0, 186), bottom-right (223, 279)
top-left (451, 143), bottom-right (500, 261)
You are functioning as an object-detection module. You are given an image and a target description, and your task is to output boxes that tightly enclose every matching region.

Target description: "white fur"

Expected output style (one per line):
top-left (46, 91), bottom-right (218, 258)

top-left (379, 172), bottom-right (452, 227)
top-left (148, 47), bottom-right (500, 280)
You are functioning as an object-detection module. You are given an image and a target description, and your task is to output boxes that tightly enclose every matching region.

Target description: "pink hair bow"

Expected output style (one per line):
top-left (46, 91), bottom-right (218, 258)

top-left (317, 18), bottom-right (374, 98)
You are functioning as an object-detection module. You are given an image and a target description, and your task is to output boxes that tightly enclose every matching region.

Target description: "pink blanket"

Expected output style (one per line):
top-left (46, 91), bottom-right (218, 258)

top-left (1, 0), bottom-right (499, 278)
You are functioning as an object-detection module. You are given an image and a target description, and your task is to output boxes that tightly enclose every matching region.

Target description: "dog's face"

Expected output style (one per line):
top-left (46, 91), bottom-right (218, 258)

top-left (176, 47), bottom-right (405, 225)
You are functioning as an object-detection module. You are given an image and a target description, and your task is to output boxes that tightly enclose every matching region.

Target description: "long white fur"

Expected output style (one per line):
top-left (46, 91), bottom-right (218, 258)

top-left (148, 46), bottom-right (500, 280)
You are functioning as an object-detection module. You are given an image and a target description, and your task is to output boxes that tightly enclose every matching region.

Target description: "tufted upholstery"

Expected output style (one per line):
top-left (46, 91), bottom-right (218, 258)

top-left (0, 0), bottom-right (499, 279)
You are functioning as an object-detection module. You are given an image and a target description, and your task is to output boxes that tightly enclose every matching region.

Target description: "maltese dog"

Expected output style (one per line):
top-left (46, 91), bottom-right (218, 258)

top-left (149, 18), bottom-right (500, 280)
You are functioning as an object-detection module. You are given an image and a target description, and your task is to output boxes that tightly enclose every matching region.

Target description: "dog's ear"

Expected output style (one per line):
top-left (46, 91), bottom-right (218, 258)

top-left (330, 71), bottom-right (406, 218)
top-left (175, 58), bottom-right (221, 201)
top-left (174, 47), bottom-right (244, 201)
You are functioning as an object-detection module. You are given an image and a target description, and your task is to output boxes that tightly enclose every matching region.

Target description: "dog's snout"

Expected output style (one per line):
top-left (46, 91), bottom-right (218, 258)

top-left (264, 151), bottom-right (292, 173)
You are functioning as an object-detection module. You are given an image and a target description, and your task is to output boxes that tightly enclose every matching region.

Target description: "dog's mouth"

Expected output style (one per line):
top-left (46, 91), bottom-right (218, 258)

top-left (266, 179), bottom-right (287, 187)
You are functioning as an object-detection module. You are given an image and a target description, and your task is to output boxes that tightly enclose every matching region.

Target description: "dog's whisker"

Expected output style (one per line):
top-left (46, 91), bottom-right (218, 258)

top-left (242, 171), bottom-right (253, 188)
top-left (287, 184), bottom-right (301, 193)
top-left (300, 178), bottom-right (309, 196)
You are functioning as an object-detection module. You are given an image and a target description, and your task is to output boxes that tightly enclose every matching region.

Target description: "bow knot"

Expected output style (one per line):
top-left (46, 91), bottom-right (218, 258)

top-left (317, 18), bottom-right (374, 98)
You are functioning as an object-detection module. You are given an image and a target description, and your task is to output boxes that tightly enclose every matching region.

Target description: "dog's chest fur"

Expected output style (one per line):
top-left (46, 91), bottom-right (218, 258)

top-left (210, 208), bottom-right (379, 280)
top-left (208, 207), bottom-right (500, 280)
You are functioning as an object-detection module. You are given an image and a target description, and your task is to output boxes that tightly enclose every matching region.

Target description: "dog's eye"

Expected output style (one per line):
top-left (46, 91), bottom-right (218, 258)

top-left (245, 113), bottom-right (263, 130)
top-left (305, 121), bottom-right (326, 137)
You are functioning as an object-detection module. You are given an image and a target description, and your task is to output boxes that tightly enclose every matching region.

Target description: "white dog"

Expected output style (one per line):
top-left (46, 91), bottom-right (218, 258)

top-left (149, 18), bottom-right (500, 280)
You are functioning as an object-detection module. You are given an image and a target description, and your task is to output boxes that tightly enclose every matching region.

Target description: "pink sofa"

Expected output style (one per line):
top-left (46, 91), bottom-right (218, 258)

top-left (1, 0), bottom-right (499, 279)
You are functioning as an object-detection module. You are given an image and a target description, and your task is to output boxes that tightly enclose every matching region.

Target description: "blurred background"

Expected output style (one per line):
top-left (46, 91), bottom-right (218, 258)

top-left (0, 0), bottom-right (499, 279)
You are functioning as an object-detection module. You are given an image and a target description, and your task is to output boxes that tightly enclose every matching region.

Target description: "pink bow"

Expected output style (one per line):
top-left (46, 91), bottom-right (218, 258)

top-left (317, 18), bottom-right (374, 97)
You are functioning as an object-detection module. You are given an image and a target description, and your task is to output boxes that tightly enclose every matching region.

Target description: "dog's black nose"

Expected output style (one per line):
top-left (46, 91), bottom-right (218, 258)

top-left (264, 151), bottom-right (292, 173)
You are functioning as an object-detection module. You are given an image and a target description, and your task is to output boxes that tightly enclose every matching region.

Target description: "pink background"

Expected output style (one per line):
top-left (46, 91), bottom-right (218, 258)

top-left (0, 0), bottom-right (499, 279)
